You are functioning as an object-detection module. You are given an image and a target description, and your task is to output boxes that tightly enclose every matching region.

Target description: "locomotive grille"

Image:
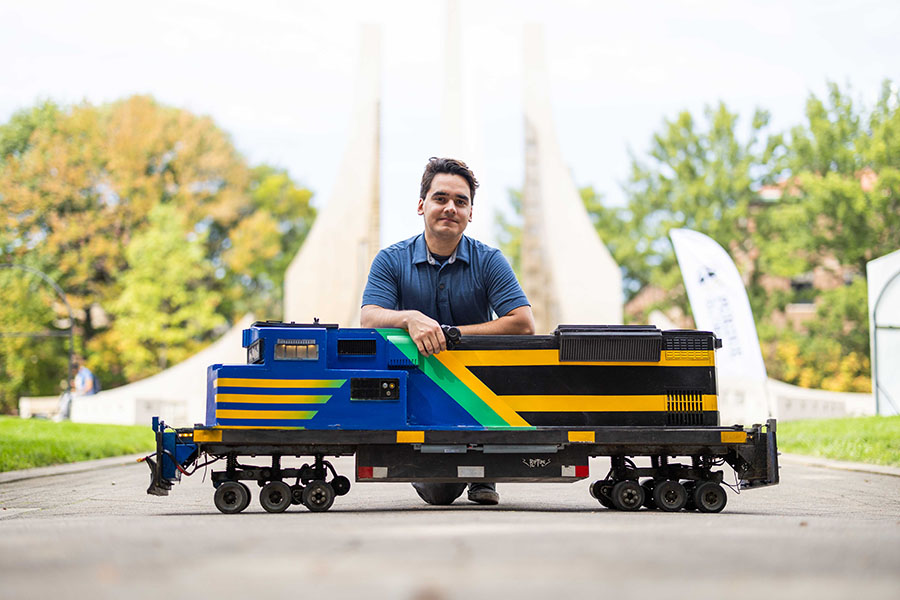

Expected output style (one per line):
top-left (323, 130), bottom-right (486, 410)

top-left (338, 339), bottom-right (377, 356)
top-left (663, 335), bottom-right (715, 361)
top-left (559, 334), bottom-right (660, 362)
top-left (666, 390), bottom-right (704, 426)
top-left (351, 378), bottom-right (399, 401)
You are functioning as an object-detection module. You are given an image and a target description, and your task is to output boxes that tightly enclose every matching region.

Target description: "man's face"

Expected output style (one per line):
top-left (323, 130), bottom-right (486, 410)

top-left (417, 173), bottom-right (473, 241)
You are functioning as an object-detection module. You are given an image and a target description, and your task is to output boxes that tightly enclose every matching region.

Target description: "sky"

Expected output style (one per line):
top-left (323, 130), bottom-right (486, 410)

top-left (2, 0), bottom-right (898, 246)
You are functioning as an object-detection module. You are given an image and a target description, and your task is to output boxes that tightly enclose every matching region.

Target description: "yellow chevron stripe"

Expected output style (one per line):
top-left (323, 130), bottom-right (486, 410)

top-left (503, 394), bottom-right (718, 412)
top-left (215, 394), bottom-right (330, 404)
top-left (215, 409), bottom-right (318, 420)
top-left (448, 349), bottom-right (714, 367)
top-left (433, 352), bottom-right (531, 427)
top-left (215, 378), bottom-right (345, 388)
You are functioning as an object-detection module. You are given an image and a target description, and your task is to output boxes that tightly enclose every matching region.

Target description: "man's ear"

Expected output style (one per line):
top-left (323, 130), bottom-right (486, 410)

top-left (468, 205), bottom-right (473, 222)
top-left (417, 198), bottom-right (425, 215)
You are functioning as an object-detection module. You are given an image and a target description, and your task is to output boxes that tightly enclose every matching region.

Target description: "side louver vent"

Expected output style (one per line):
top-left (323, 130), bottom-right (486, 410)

top-left (338, 339), bottom-right (377, 356)
top-left (663, 336), bottom-right (714, 351)
top-left (666, 390), bottom-right (704, 426)
top-left (557, 327), bottom-right (661, 362)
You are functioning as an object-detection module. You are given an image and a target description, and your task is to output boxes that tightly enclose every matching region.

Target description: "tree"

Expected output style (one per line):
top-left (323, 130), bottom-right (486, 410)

top-left (0, 96), bottom-right (316, 408)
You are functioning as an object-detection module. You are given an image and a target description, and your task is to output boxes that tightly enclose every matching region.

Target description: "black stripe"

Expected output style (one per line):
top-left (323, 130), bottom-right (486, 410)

top-left (518, 411), bottom-right (719, 427)
top-left (468, 365), bottom-right (716, 396)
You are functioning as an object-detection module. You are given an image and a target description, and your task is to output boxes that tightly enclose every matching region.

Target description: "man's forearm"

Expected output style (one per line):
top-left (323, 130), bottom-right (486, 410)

top-left (457, 306), bottom-right (535, 336)
top-left (360, 305), bottom-right (417, 329)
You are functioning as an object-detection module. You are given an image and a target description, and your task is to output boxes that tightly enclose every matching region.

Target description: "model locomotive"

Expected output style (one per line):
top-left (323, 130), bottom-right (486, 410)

top-left (145, 321), bottom-right (779, 513)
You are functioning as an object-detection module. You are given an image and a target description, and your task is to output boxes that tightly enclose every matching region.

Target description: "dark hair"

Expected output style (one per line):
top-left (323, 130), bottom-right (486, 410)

top-left (419, 157), bottom-right (479, 203)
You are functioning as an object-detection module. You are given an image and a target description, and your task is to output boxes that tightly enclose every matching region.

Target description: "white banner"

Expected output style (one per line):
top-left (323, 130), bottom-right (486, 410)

top-left (670, 228), bottom-right (770, 423)
top-left (867, 248), bottom-right (900, 416)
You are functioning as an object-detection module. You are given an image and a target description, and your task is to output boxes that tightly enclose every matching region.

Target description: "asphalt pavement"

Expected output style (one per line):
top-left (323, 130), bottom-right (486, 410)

top-left (1, 454), bottom-right (898, 600)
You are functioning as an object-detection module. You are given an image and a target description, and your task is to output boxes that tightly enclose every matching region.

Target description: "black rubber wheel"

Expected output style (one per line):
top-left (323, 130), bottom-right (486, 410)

top-left (214, 481), bottom-right (250, 514)
top-left (290, 484), bottom-right (305, 505)
top-left (590, 480), bottom-right (614, 508)
top-left (259, 481), bottom-right (292, 513)
top-left (331, 475), bottom-right (351, 496)
top-left (652, 480), bottom-right (688, 512)
top-left (302, 481), bottom-right (335, 512)
top-left (694, 481), bottom-right (728, 513)
top-left (611, 480), bottom-right (644, 511)
top-left (642, 480), bottom-right (658, 509)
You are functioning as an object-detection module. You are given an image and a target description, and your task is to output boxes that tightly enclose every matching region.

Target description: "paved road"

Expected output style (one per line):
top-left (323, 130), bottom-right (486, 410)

top-left (1, 456), bottom-right (898, 600)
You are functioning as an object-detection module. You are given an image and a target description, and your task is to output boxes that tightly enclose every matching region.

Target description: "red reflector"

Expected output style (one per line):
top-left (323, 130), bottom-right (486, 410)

top-left (575, 465), bottom-right (589, 478)
top-left (358, 466), bottom-right (373, 479)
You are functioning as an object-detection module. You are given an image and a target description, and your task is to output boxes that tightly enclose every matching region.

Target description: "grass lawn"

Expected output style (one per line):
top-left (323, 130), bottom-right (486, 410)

top-left (777, 415), bottom-right (900, 467)
top-left (0, 416), bottom-right (155, 472)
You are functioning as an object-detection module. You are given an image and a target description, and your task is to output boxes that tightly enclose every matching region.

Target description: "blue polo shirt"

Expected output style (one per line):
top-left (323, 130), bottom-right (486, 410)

top-left (361, 234), bottom-right (530, 326)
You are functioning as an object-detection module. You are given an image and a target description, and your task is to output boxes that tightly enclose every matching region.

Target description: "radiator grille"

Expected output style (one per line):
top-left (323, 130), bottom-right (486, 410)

top-left (559, 334), bottom-right (660, 362)
top-left (338, 339), bottom-right (377, 355)
top-left (664, 336), bottom-right (713, 351)
top-left (666, 390), bottom-right (704, 426)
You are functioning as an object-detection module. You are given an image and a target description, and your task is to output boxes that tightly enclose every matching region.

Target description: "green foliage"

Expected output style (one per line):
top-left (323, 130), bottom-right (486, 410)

top-left (495, 189), bottom-right (523, 275)
top-left (0, 416), bottom-right (154, 472)
top-left (580, 80), bottom-right (899, 392)
top-left (778, 416), bottom-right (900, 466)
top-left (0, 96), bottom-right (316, 410)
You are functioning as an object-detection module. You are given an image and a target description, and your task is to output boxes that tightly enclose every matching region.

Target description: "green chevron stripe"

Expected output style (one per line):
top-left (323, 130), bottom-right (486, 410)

top-left (379, 329), bottom-right (510, 428)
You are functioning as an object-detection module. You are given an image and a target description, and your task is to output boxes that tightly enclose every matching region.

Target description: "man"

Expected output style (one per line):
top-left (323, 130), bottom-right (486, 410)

top-left (361, 157), bottom-right (535, 506)
top-left (56, 356), bottom-right (97, 421)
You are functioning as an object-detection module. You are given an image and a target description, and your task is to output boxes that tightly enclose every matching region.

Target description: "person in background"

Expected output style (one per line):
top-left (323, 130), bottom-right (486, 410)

top-left (56, 356), bottom-right (97, 420)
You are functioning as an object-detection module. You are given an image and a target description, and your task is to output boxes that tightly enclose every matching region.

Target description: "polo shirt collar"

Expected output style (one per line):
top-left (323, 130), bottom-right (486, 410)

top-left (413, 234), bottom-right (470, 265)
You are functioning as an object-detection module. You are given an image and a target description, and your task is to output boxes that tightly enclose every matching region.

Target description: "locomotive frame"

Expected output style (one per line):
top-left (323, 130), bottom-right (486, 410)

top-left (145, 321), bottom-right (779, 514)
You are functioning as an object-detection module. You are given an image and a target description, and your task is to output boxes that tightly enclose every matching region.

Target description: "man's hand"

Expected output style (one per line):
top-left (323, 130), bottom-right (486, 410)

top-left (360, 305), bottom-right (447, 356)
top-left (406, 311), bottom-right (446, 356)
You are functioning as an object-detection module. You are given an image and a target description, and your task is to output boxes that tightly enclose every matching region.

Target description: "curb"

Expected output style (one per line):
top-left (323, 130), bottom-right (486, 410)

top-left (0, 453), bottom-right (148, 485)
top-left (779, 453), bottom-right (900, 478)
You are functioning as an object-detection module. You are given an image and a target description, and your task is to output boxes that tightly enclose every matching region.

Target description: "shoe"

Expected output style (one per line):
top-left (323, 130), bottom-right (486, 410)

top-left (467, 482), bottom-right (499, 505)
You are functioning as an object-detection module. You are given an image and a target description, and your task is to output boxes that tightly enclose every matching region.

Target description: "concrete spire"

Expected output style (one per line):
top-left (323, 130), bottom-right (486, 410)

top-left (283, 25), bottom-right (382, 327)
top-left (521, 24), bottom-right (623, 332)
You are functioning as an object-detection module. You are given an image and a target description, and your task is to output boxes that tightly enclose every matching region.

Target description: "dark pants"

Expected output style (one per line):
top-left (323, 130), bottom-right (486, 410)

top-left (411, 482), bottom-right (495, 505)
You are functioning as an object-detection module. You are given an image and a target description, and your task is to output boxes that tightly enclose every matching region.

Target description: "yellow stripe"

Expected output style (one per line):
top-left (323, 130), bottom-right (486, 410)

top-left (502, 394), bottom-right (718, 412)
top-left (193, 429), bottom-right (222, 442)
top-left (215, 394), bottom-right (330, 404)
top-left (397, 431), bottom-right (425, 443)
top-left (216, 409), bottom-right (318, 420)
top-left (433, 351), bottom-right (532, 427)
top-left (721, 431), bottom-right (748, 443)
top-left (449, 349), bottom-right (714, 367)
top-left (216, 378), bottom-right (345, 388)
top-left (217, 425), bottom-right (306, 430)
top-left (568, 431), bottom-right (595, 442)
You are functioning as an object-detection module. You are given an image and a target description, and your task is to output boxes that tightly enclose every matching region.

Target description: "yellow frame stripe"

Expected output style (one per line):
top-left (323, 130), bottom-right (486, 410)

top-left (215, 378), bottom-right (345, 388)
top-left (215, 394), bottom-right (330, 404)
top-left (568, 431), bottom-right (595, 442)
top-left (434, 351), bottom-right (532, 427)
top-left (216, 409), bottom-right (318, 420)
top-left (449, 349), bottom-right (714, 367)
top-left (502, 394), bottom-right (718, 412)
top-left (397, 431), bottom-right (425, 443)
top-left (193, 429), bottom-right (223, 442)
top-left (721, 431), bottom-right (748, 443)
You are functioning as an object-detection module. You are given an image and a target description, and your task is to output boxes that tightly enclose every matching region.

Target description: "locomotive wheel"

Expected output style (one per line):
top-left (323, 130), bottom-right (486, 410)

top-left (611, 480), bottom-right (644, 511)
top-left (259, 481), bottom-right (292, 513)
top-left (331, 475), bottom-right (351, 497)
top-left (214, 481), bottom-right (250, 514)
top-left (694, 481), bottom-right (727, 513)
top-left (590, 480), bottom-right (614, 508)
top-left (652, 480), bottom-right (688, 512)
top-left (641, 480), bottom-right (658, 509)
top-left (290, 484), bottom-right (305, 505)
top-left (302, 481), bottom-right (335, 512)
